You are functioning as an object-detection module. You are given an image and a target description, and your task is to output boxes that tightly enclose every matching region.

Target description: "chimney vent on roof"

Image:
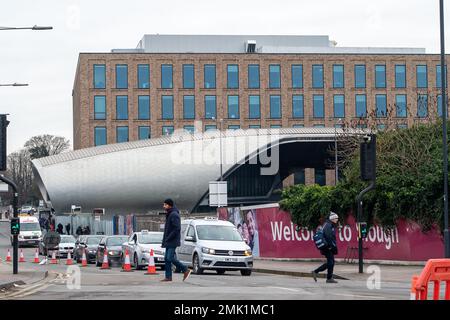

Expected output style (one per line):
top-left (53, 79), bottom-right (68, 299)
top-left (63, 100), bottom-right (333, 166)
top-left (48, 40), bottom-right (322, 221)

top-left (245, 40), bottom-right (256, 53)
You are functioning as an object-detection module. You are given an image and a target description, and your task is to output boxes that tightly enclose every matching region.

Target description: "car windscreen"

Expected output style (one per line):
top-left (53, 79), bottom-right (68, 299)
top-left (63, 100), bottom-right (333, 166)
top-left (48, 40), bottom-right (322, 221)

top-left (60, 236), bottom-right (76, 243)
top-left (86, 237), bottom-right (102, 245)
top-left (20, 223), bottom-right (40, 232)
top-left (139, 233), bottom-right (163, 244)
top-left (196, 225), bottom-right (243, 241)
top-left (106, 237), bottom-right (128, 246)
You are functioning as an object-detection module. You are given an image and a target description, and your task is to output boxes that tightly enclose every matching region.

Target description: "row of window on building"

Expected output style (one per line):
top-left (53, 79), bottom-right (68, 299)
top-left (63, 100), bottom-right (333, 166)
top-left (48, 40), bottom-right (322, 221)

top-left (93, 63), bottom-right (447, 90)
top-left (94, 93), bottom-right (444, 121)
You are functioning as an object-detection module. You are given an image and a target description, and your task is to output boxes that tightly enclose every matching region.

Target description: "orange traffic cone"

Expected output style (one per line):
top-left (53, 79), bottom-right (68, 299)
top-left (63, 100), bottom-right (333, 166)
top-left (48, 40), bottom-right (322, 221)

top-left (19, 249), bottom-right (25, 263)
top-left (100, 251), bottom-right (110, 269)
top-left (33, 249), bottom-right (40, 263)
top-left (66, 251), bottom-right (73, 265)
top-left (121, 249), bottom-right (133, 272)
top-left (6, 249), bottom-right (11, 262)
top-left (50, 250), bottom-right (58, 264)
top-left (80, 249), bottom-right (88, 267)
top-left (145, 249), bottom-right (158, 275)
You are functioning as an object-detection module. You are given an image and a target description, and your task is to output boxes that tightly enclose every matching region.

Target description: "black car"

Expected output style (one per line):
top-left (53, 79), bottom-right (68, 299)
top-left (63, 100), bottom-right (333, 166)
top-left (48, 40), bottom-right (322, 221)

top-left (74, 235), bottom-right (104, 263)
top-left (96, 235), bottom-right (128, 267)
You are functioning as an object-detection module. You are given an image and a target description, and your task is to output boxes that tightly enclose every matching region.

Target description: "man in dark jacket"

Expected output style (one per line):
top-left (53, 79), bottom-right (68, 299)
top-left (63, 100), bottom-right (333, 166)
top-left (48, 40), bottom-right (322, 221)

top-left (161, 199), bottom-right (191, 282)
top-left (312, 212), bottom-right (339, 283)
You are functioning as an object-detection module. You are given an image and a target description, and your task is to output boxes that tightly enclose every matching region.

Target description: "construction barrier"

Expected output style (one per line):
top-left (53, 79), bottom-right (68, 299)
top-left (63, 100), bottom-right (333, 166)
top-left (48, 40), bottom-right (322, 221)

top-left (413, 259), bottom-right (450, 300)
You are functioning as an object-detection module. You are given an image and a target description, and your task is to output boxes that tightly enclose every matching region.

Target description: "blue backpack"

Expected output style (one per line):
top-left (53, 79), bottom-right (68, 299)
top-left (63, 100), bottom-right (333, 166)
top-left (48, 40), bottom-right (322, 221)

top-left (313, 225), bottom-right (328, 250)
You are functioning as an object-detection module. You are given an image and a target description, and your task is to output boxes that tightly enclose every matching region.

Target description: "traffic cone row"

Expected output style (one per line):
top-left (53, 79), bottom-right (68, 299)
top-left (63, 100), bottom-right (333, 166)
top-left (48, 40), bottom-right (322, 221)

top-left (100, 251), bottom-right (110, 269)
top-left (6, 249), bottom-right (11, 262)
top-left (145, 249), bottom-right (158, 275)
top-left (66, 251), bottom-right (73, 265)
top-left (33, 249), bottom-right (40, 263)
top-left (50, 250), bottom-right (58, 264)
top-left (80, 249), bottom-right (88, 267)
top-left (19, 249), bottom-right (25, 263)
top-left (121, 249), bottom-right (132, 272)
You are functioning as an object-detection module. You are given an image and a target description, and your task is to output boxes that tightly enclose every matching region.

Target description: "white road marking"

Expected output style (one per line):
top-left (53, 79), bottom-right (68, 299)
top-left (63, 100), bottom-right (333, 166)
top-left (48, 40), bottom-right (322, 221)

top-left (267, 286), bottom-right (301, 293)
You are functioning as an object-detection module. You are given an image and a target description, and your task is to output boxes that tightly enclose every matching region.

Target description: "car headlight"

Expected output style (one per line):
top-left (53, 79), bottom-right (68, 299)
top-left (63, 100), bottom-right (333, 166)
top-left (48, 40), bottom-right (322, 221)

top-left (244, 250), bottom-right (252, 256)
top-left (88, 250), bottom-right (95, 254)
top-left (108, 251), bottom-right (118, 255)
top-left (201, 247), bottom-right (215, 255)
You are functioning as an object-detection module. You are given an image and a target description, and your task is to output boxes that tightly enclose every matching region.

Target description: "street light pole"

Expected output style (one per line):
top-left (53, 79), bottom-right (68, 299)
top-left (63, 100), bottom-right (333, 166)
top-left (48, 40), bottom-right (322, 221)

top-left (0, 25), bottom-right (53, 31)
top-left (219, 119), bottom-right (223, 181)
top-left (440, 0), bottom-right (450, 258)
top-left (0, 83), bottom-right (29, 87)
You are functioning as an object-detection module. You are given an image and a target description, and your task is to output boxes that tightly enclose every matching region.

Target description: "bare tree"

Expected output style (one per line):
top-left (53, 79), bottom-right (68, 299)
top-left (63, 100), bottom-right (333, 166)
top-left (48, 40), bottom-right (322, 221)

top-left (24, 134), bottom-right (70, 160)
top-left (5, 149), bottom-right (35, 205)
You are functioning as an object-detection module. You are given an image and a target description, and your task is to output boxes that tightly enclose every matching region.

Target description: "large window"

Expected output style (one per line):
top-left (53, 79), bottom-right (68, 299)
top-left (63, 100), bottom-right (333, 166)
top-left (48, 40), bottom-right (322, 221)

top-left (333, 95), bottom-right (345, 118)
top-left (248, 65), bottom-right (260, 89)
top-left (269, 65), bottom-right (281, 89)
top-left (183, 64), bottom-right (195, 89)
top-left (376, 94), bottom-right (387, 118)
top-left (94, 96), bottom-right (106, 120)
top-left (137, 64), bottom-right (150, 89)
top-left (161, 95), bottom-right (174, 119)
top-left (312, 64), bottom-right (324, 88)
top-left (333, 64), bottom-right (344, 88)
top-left (227, 95), bottom-right (239, 119)
top-left (116, 126), bottom-right (129, 143)
top-left (228, 125), bottom-right (240, 130)
top-left (161, 64), bottom-right (173, 89)
top-left (93, 64), bottom-right (106, 89)
top-left (183, 95), bottom-right (195, 119)
top-left (116, 96), bottom-right (128, 120)
top-left (94, 127), bottom-right (107, 146)
top-left (354, 65), bottom-right (366, 88)
top-left (204, 96), bottom-right (216, 119)
top-left (204, 64), bottom-right (216, 89)
top-left (249, 125), bottom-right (261, 129)
top-left (395, 94), bottom-right (407, 118)
top-left (355, 94), bottom-right (367, 117)
top-left (270, 95), bottom-right (281, 118)
top-left (436, 65), bottom-right (447, 88)
top-left (416, 65), bottom-right (428, 88)
top-left (375, 65), bottom-right (386, 88)
top-left (115, 64), bottom-right (128, 89)
top-left (291, 65), bottom-right (303, 88)
top-left (417, 94), bottom-right (428, 118)
top-left (227, 65), bottom-right (239, 89)
top-left (205, 125), bottom-right (217, 131)
top-left (249, 95), bottom-right (260, 119)
top-left (395, 65), bottom-right (406, 88)
top-left (313, 95), bottom-right (324, 118)
top-left (162, 126), bottom-right (174, 135)
top-left (292, 95), bottom-right (304, 118)
top-left (138, 126), bottom-right (151, 140)
top-left (294, 168), bottom-right (305, 185)
top-left (138, 95), bottom-right (150, 120)
top-left (315, 169), bottom-right (326, 186)
top-left (184, 125), bottom-right (195, 134)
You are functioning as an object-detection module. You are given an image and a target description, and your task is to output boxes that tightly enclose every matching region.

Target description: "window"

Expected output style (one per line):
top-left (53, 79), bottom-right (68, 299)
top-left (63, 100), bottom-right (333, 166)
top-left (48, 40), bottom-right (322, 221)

top-left (161, 64), bottom-right (173, 89)
top-left (183, 95), bottom-right (195, 119)
top-left (417, 94), bottom-right (428, 118)
top-left (313, 124), bottom-right (325, 128)
top-left (377, 124), bottom-right (386, 131)
top-left (395, 94), bottom-right (407, 118)
top-left (395, 65), bottom-right (406, 88)
top-left (204, 64), bottom-right (216, 89)
top-left (248, 65), bottom-right (260, 89)
top-left (270, 125), bottom-right (282, 128)
top-left (228, 125), bottom-right (240, 130)
top-left (162, 126), bottom-right (174, 135)
top-left (116, 96), bottom-right (128, 120)
top-left (138, 96), bottom-right (150, 120)
top-left (94, 96), bottom-right (106, 120)
top-left (438, 94), bottom-right (443, 117)
top-left (270, 95), bottom-right (281, 118)
top-left (94, 127), bottom-right (107, 146)
top-left (93, 64), bottom-right (106, 89)
top-left (205, 125), bottom-right (217, 131)
top-left (184, 125), bottom-right (195, 134)
top-left (204, 96), bottom-right (216, 119)
top-left (293, 124), bottom-right (304, 128)
top-left (138, 126), bottom-right (151, 140)
top-left (249, 95), bottom-right (260, 119)
top-left (227, 95), bottom-right (239, 119)
top-left (397, 124), bottom-right (408, 129)
top-left (436, 65), bottom-right (447, 88)
top-left (333, 64), bottom-right (344, 88)
top-left (183, 64), bottom-right (195, 89)
top-left (315, 169), bottom-right (326, 186)
top-left (116, 126), bottom-right (129, 143)
top-left (137, 64), bottom-right (150, 89)
top-left (161, 95), bottom-right (174, 119)
top-left (333, 95), bottom-right (345, 118)
top-left (312, 64), bottom-right (324, 88)
top-left (313, 95), bottom-right (324, 118)
top-left (376, 94), bottom-right (387, 117)
top-left (416, 65), bottom-right (427, 88)
top-left (269, 65), bottom-right (281, 89)
top-left (354, 65), bottom-right (366, 88)
top-left (227, 65), bottom-right (239, 89)
top-left (294, 168), bottom-right (305, 185)
top-left (355, 94), bottom-right (367, 117)
top-left (292, 65), bottom-right (303, 88)
top-left (375, 65), bottom-right (386, 88)
top-left (249, 125), bottom-right (261, 129)
top-left (115, 64), bottom-right (128, 89)
top-left (292, 95), bottom-right (304, 118)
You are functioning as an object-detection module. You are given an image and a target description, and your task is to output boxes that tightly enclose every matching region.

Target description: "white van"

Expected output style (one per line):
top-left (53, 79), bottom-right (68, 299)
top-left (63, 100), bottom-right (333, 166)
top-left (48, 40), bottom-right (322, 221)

top-left (10, 215), bottom-right (42, 247)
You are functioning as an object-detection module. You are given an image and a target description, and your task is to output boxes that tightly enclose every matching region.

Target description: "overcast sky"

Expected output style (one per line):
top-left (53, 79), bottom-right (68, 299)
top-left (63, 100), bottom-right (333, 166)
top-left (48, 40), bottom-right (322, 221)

top-left (0, 0), bottom-right (448, 153)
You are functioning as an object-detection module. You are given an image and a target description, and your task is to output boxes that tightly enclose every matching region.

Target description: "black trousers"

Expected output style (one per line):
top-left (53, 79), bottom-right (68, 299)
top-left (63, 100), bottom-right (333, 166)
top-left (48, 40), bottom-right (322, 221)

top-left (314, 249), bottom-right (335, 280)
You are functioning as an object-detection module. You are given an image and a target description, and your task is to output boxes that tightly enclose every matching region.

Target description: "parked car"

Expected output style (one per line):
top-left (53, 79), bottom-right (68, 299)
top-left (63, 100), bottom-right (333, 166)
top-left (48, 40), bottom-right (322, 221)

top-left (122, 230), bottom-right (165, 270)
top-left (74, 235), bottom-right (104, 263)
top-left (96, 235), bottom-right (128, 267)
top-left (177, 217), bottom-right (253, 276)
top-left (40, 234), bottom-right (76, 257)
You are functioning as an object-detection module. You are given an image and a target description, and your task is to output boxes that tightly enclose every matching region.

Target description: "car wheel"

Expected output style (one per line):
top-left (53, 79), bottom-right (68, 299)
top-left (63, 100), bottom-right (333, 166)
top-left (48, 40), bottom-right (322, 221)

top-left (240, 269), bottom-right (252, 276)
top-left (134, 254), bottom-right (142, 270)
top-left (192, 254), bottom-right (203, 275)
top-left (216, 270), bottom-right (226, 275)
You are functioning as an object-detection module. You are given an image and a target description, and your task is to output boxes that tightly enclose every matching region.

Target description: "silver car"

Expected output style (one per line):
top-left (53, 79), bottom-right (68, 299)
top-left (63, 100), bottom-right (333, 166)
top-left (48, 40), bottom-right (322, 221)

top-left (122, 231), bottom-right (165, 270)
top-left (177, 218), bottom-right (253, 276)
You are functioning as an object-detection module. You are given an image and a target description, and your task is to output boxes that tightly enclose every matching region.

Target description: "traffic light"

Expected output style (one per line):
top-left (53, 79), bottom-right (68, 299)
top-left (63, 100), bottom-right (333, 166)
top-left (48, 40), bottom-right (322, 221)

top-left (358, 222), bottom-right (368, 239)
top-left (360, 134), bottom-right (376, 181)
top-left (0, 115), bottom-right (10, 171)
top-left (10, 217), bottom-right (20, 235)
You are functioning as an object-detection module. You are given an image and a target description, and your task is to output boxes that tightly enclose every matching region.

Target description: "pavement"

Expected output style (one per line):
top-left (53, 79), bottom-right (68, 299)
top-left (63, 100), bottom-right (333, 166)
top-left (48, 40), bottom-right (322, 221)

top-left (0, 262), bottom-right (48, 291)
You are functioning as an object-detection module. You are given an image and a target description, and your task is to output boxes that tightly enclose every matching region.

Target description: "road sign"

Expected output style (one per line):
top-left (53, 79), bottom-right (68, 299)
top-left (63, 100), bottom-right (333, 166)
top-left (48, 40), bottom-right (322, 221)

top-left (10, 217), bottom-right (20, 235)
top-left (209, 181), bottom-right (227, 207)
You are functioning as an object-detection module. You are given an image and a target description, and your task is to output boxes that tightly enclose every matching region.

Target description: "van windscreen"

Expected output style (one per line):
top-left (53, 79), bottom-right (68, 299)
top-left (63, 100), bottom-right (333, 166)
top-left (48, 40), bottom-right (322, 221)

top-left (196, 226), bottom-right (242, 241)
top-left (20, 223), bottom-right (41, 232)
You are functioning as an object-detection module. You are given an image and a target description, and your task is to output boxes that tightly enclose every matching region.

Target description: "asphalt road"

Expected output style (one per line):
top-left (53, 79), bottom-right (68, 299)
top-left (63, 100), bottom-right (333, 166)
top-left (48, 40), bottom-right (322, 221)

top-left (0, 222), bottom-right (411, 300)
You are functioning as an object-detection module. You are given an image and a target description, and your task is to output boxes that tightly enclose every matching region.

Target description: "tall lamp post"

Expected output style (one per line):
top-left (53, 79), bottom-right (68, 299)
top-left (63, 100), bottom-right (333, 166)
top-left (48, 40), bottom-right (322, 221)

top-left (0, 83), bottom-right (29, 87)
top-left (0, 25), bottom-right (52, 31)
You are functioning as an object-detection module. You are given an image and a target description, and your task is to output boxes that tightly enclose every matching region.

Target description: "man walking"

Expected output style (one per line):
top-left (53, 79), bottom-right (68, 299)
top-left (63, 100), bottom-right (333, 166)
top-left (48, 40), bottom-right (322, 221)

top-left (312, 212), bottom-right (339, 283)
top-left (161, 199), bottom-right (191, 282)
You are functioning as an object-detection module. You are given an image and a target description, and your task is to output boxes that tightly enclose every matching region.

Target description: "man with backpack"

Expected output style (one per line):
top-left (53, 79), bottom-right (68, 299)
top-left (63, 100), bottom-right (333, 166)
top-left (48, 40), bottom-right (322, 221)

top-left (312, 212), bottom-right (339, 284)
